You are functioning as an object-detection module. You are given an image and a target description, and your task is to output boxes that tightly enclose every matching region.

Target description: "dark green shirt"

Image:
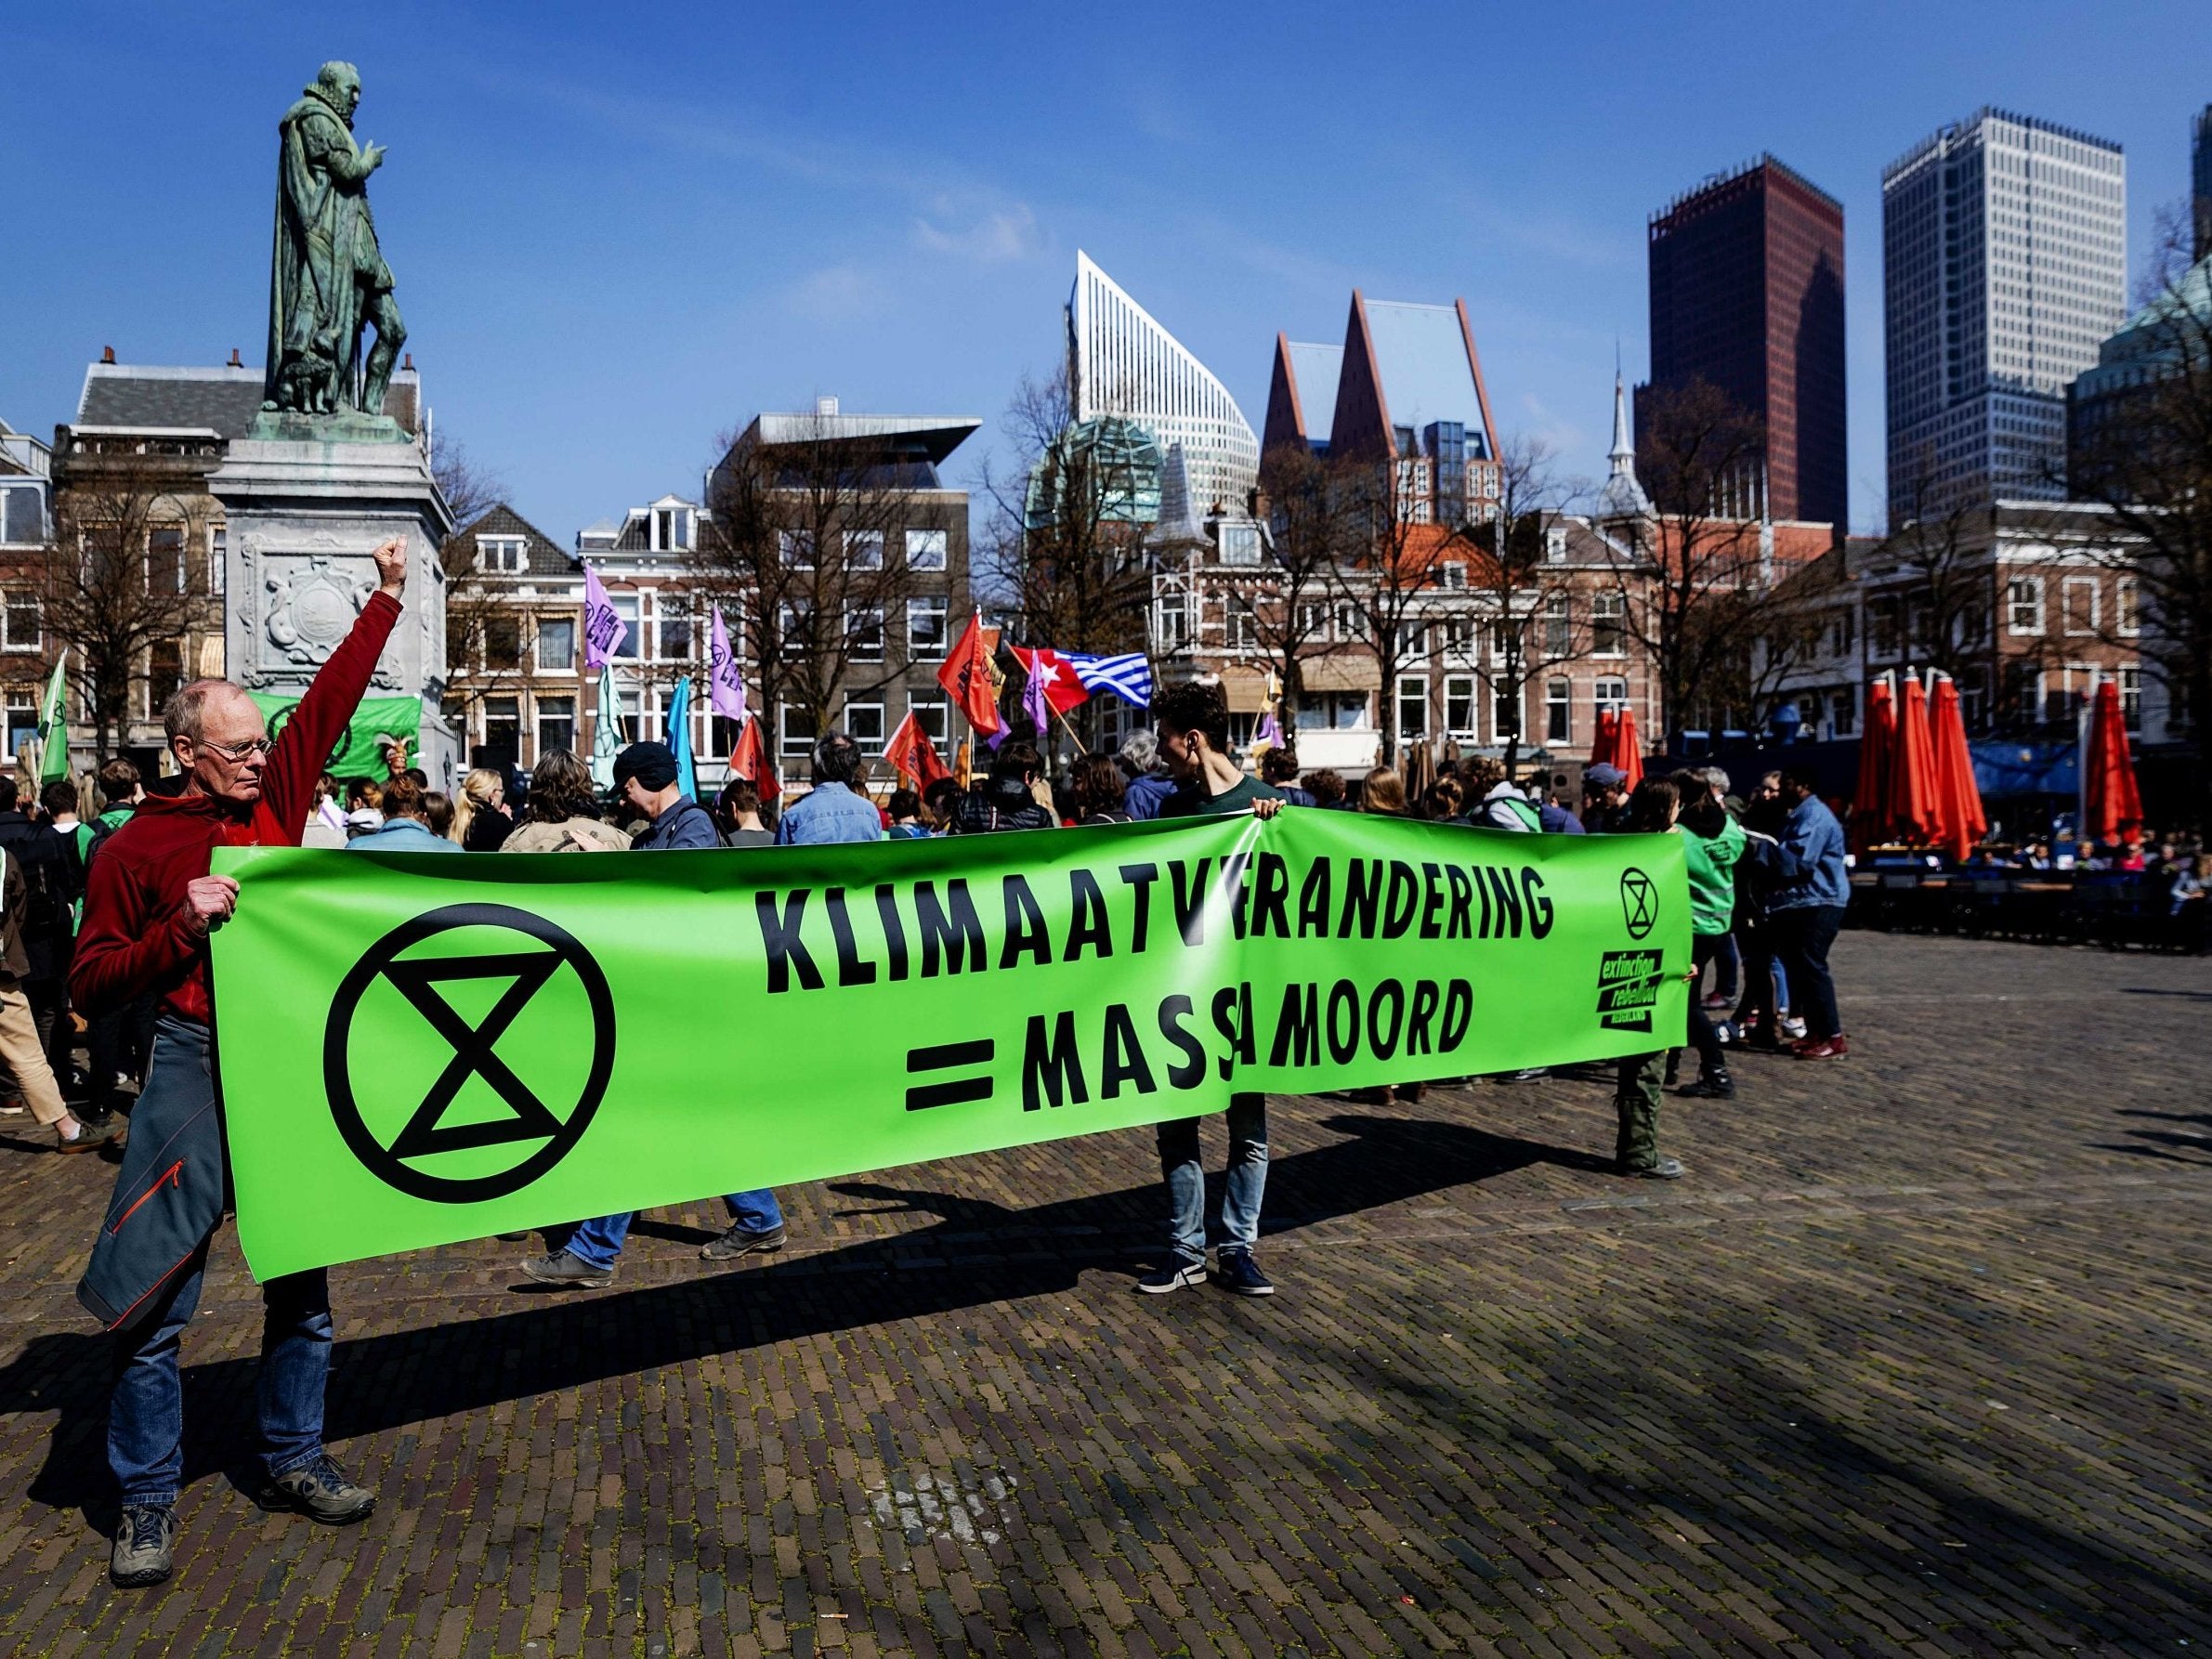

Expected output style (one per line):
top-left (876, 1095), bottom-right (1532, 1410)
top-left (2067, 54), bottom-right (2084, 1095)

top-left (1158, 775), bottom-right (1285, 817)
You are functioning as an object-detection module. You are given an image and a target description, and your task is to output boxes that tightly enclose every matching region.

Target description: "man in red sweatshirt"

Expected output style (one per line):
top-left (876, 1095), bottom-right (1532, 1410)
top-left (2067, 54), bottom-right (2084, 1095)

top-left (73, 536), bottom-right (408, 1589)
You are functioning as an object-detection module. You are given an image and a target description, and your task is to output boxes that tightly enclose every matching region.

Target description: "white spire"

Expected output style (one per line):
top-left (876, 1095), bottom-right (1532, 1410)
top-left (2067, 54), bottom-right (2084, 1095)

top-left (1598, 370), bottom-right (1652, 518)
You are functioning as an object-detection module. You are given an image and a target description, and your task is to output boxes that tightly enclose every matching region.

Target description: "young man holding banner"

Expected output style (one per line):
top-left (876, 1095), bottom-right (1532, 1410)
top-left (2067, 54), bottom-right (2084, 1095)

top-left (1143, 682), bottom-right (1284, 1297)
top-left (70, 536), bottom-right (411, 1589)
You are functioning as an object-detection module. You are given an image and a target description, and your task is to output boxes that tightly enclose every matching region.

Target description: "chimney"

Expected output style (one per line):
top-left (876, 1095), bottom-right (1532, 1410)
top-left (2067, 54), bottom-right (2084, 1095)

top-left (227, 348), bottom-right (242, 368)
top-left (816, 394), bottom-right (839, 417)
top-left (402, 353), bottom-right (414, 372)
top-left (100, 346), bottom-right (115, 364)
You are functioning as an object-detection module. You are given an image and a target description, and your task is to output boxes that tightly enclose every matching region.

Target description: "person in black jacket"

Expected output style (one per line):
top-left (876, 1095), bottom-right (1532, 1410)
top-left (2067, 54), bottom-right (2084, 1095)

top-left (949, 742), bottom-right (1056, 833)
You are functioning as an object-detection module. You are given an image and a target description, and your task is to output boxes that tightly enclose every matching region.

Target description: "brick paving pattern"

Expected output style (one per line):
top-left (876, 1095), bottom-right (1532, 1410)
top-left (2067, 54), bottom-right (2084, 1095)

top-left (0, 930), bottom-right (2206, 1655)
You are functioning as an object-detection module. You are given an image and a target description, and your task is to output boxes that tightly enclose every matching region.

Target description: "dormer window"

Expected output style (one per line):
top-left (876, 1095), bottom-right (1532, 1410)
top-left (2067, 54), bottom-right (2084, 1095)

top-left (1439, 560), bottom-right (1467, 591)
top-left (478, 536), bottom-right (526, 573)
top-left (652, 506), bottom-right (692, 553)
top-left (1544, 528), bottom-right (1567, 564)
top-left (1217, 523), bottom-right (1261, 567)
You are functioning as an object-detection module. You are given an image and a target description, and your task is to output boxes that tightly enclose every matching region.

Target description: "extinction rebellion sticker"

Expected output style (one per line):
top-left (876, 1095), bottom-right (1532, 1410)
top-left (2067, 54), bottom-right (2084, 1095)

top-left (1596, 949), bottom-right (1665, 1033)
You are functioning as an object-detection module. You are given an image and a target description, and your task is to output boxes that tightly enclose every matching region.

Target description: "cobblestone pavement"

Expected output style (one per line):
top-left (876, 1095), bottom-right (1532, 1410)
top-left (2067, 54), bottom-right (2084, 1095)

top-left (0, 931), bottom-right (2207, 1656)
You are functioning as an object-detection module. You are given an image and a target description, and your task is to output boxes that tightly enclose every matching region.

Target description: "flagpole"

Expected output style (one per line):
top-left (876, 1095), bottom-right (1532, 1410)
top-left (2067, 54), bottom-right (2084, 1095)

top-left (1050, 701), bottom-right (1089, 757)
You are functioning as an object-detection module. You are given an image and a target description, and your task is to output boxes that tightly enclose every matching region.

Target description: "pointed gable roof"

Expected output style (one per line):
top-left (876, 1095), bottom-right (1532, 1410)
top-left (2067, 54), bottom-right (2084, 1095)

top-left (1263, 333), bottom-right (1343, 457)
top-left (1328, 293), bottom-right (1498, 464)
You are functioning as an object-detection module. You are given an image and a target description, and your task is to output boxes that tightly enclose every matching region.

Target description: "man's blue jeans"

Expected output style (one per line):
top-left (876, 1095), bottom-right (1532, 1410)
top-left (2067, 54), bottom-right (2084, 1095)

top-left (565, 1189), bottom-right (783, 1270)
top-left (110, 1240), bottom-right (332, 1506)
top-left (1157, 1093), bottom-right (1268, 1266)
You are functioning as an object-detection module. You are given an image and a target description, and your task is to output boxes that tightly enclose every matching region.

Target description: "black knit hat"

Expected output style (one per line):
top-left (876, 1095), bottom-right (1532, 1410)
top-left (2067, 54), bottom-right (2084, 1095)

top-left (612, 741), bottom-right (679, 791)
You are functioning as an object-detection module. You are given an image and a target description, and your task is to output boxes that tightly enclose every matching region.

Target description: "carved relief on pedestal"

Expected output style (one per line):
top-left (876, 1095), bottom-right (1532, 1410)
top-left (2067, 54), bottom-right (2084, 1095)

top-left (239, 542), bottom-right (405, 690)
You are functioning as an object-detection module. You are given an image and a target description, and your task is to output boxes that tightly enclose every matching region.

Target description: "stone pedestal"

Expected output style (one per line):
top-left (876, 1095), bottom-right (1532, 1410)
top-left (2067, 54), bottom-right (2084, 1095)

top-left (208, 435), bottom-right (457, 789)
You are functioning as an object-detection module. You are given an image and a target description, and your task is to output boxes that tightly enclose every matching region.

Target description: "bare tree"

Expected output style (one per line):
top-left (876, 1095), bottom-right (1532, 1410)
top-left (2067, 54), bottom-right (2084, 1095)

top-left (44, 436), bottom-right (220, 762)
top-left (2065, 201), bottom-right (2212, 825)
top-left (1322, 455), bottom-right (1443, 767)
top-left (1602, 379), bottom-right (1787, 738)
top-left (696, 413), bottom-right (933, 762)
top-left (1246, 442), bottom-right (1357, 730)
top-left (427, 433), bottom-right (529, 728)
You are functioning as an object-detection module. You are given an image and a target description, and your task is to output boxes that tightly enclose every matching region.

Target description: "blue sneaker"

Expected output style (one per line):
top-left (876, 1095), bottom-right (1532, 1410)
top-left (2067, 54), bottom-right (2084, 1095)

top-left (1214, 1249), bottom-right (1275, 1297)
top-left (1136, 1260), bottom-right (1207, 1295)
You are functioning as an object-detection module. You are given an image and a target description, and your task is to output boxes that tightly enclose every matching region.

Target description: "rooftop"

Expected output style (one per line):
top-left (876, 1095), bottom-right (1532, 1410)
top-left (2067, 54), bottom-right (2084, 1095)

top-left (71, 359), bottom-right (422, 438)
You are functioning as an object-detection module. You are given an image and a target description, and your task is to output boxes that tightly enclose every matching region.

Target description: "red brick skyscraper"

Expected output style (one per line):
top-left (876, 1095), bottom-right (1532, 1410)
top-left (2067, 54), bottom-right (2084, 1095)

top-left (1638, 156), bottom-right (1846, 527)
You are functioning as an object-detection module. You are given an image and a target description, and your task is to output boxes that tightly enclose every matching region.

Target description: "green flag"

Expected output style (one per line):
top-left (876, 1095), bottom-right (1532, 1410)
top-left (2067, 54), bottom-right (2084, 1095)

top-left (35, 652), bottom-right (68, 786)
top-left (210, 813), bottom-right (1688, 1280)
top-left (591, 663), bottom-right (622, 789)
top-left (247, 693), bottom-right (423, 779)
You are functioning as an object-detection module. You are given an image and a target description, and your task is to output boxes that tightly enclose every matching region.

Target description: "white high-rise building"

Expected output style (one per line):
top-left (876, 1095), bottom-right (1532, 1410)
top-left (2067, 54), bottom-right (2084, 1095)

top-left (1068, 251), bottom-right (1258, 516)
top-left (1882, 108), bottom-right (2126, 523)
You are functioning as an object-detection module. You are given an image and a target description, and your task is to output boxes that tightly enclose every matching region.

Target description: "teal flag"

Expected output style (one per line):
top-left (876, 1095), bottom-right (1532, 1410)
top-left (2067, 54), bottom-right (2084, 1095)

top-left (209, 813), bottom-right (1690, 1280)
top-left (667, 675), bottom-right (698, 803)
top-left (591, 663), bottom-right (621, 789)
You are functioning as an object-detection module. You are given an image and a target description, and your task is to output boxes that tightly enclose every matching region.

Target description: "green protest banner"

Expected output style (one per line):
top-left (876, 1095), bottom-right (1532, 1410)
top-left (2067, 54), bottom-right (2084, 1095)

top-left (248, 692), bottom-right (423, 778)
top-left (210, 813), bottom-right (1687, 1279)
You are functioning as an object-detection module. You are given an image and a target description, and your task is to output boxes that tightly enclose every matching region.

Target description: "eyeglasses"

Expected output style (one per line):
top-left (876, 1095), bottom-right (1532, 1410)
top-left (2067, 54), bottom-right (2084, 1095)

top-left (198, 737), bottom-right (275, 762)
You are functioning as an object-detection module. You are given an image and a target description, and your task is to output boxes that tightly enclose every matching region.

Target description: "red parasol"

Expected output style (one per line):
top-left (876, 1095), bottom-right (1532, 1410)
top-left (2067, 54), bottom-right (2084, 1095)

top-left (2081, 679), bottom-right (2144, 843)
top-left (1589, 707), bottom-right (1618, 772)
top-left (1610, 702), bottom-right (1644, 790)
top-left (1852, 678), bottom-right (1896, 854)
top-left (1927, 673), bottom-right (1987, 863)
top-left (1888, 673), bottom-right (1941, 845)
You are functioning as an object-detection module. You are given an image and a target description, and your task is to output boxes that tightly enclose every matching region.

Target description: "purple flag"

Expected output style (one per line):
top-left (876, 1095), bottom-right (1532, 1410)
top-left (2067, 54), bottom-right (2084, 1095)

top-left (582, 564), bottom-right (626, 670)
top-left (1254, 711), bottom-right (1282, 747)
top-left (708, 605), bottom-right (746, 721)
top-left (1021, 651), bottom-right (1051, 737)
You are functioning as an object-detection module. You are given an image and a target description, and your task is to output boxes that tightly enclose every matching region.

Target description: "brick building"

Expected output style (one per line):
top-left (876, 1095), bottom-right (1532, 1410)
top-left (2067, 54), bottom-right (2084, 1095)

top-left (442, 504), bottom-right (585, 773)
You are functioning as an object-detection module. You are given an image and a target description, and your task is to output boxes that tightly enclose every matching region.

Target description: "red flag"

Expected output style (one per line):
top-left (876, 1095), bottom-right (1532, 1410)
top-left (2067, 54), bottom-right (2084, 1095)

top-left (727, 714), bottom-right (779, 803)
top-left (883, 711), bottom-right (950, 789)
top-left (937, 612), bottom-right (1001, 735)
top-left (1010, 647), bottom-right (1092, 715)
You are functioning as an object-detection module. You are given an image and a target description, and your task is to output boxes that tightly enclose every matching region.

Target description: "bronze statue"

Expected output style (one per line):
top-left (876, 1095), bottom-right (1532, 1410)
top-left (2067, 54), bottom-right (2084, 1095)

top-left (263, 61), bottom-right (407, 419)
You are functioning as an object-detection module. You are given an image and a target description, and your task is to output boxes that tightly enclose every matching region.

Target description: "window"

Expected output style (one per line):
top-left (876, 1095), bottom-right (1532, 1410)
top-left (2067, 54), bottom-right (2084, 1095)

top-left (779, 703), bottom-right (817, 759)
top-left (1487, 620), bottom-right (1515, 666)
top-left (906, 528), bottom-right (947, 570)
top-left (2116, 578), bottom-right (2140, 637)
top-left (1591, 593), bottom-right (1625, 658)
top-left (1829, 687), bottom-right (1857, 737)
top-left (907, 597), bottom-right (948, 660)
top-left (1957, 669), bottom-right (1986, 733)
top-left (1868, 595), bottom-right (1901, 659)
top-left (846, 607), bottom-right (885, 662)
top-left (1397, 621), bottom-right (1430, 660)
top-left (0, 483), bottom-right (45, 547)
top-left (779, 529), bottom-right (815, 570)
top-left (1395, 675), bottom-right (1428, 741)
top-left (652, 507), bottom-right (691, 553)
top-left (2007, 575), bottom-right (2045, 634)
top-left (1954, 600), bottom-right (1986, 651)
top-left (1543, 595), bottom-right (1570, 659)
top-left (148, 526), bottom-right (186, 594)
top-left (1225, 607), bottom-right (1258, 652)
top-left (1441, 617), bottom-right (1473, 657)
top-left (2006, 661), bottom-right (2046, 725)
top-left (1444, 674), bottom-right (1478, 739)
top-left (478, 536), bottom-right (526, 573)
top-left (209, 525), bottom-right (227, 596)
top-left (1294, 694), bottom-right (1368, 731)
top-left (845, 530), bottom-right (883, 570)
top-left (1439, 560), bottom-right (1467, 591)
top-left (1296, 600), bottom-right (1331, 640)
top-left (6, 695), bottom-right (37, 759)
top-left (845, 701), bottom-right (886, 756)
top-left (908, 694), bottom-right (949, 745)
top-left (1155, 593), bottom-right (1189, 651)
top-left (484, 617), bottom-right (522, 667)
top-left (2062, 575), bottom-right (2099, 636)
top-left (659, 608), bottom-right (693, 662)
top-left (2120, 665), bottom-right (2141, 730)
top-left (1544, 527), bottom-right (1567, 564)
top-left (611, 594), bottom-right (640, 660)
top-left (1492, 679), bottom-right (1521, 739)
top-left (1594, 677), bottom-right (1628, 717)
top-left (537, 617), bottom-right (575, 673)
top-left (145, 640), bottom-right (183, 717)
top-left (778, 602), bottom-right (814, 660)
top-left (1546, 679), bottom-right (1571, 743)
top-left (3, 594), bottom-right (38, 652)
top-left (1218, 523), bottom-right (1262, 567)
top-left (482, 697), bottom-right (522, 764)
top-left (537, 695), bottom-right (575, 757)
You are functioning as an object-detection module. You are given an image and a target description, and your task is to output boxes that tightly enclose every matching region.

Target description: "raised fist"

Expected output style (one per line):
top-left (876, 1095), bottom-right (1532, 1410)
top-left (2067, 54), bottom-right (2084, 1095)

top-left (372, 536), bottom-right (408, 598)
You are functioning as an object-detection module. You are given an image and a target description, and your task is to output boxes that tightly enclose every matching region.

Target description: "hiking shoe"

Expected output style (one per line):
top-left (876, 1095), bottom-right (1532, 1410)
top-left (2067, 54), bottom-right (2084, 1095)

top-left (57, 1115), bottom-right (125, 1154)
top-left (1677, 1071), bottom-right (1735, 1100)
top-left (110, 1503), bottom-right (176, 1587)
top-left (1617, 1156), bottom-right (1685, 1180)
top-left (519, 1250), bottom-right (612, 1288)
top-left (1213, 1249), bottom-right (1275, 1297)
top-left (700, 1222), bottom-right (786, 1262)
top-left (255, 1454), bottom-right (375, 1524)
top-left (1135, 1260), bottom-right (1208, 1295)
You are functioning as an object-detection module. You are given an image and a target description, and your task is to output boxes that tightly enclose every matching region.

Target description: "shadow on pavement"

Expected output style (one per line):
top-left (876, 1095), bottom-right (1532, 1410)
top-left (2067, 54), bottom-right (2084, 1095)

top-left (0, 1109), bottom-right (1595, 1522)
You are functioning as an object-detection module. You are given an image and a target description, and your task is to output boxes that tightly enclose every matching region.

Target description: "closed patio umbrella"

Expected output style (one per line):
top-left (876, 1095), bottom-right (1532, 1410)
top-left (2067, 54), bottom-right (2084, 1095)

top-left (1928, 673), bottom-right (1987, 863)
top-left (1610, 702), bottom-right (1644, 790)
top-left (2082, 679), bottom-right (2144, 843)
top-left (1589, 706), bottom-right (1618, 772)
top-left (1889, 673), bottom-right (1942, 846)
top-left (1852, 678), bottom-right (1895, 855)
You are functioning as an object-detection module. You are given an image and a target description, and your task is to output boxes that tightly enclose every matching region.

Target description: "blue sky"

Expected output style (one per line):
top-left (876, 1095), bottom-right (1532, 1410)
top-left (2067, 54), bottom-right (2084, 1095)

top-left (7, 2), bottom-right (2207, 538)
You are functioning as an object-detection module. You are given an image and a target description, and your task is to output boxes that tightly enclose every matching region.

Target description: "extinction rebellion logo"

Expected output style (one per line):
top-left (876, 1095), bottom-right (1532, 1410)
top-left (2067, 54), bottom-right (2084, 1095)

top-left (1618, 867), bottom-right (1656, 940)
top-left (323, 903), bottom-right (616, 1203)
top-left (1596, 949), bottom-right (1665, 1033)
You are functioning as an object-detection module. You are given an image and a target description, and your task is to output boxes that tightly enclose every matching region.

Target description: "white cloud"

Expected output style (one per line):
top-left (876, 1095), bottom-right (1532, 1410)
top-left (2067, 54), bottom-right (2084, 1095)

top-left (912, 202), bottom-right (1041, 265)
top-left (784, 264), bottom-right (884, 321)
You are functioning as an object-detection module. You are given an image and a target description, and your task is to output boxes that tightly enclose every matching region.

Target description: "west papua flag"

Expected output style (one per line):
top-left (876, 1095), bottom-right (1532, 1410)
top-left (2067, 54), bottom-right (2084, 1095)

top-left (1009, 647), bottom-right (1092, 716)
top-left (883, 711), bottom-right (951, 788)
top-left (707, 604), bottom-right (746, 722)
top-left (582, 565), bottom-right (626, 671)
top-left (726, 714), bottom-right (779, 802)
top-left (936, 611), bottom-right (1001, 736)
